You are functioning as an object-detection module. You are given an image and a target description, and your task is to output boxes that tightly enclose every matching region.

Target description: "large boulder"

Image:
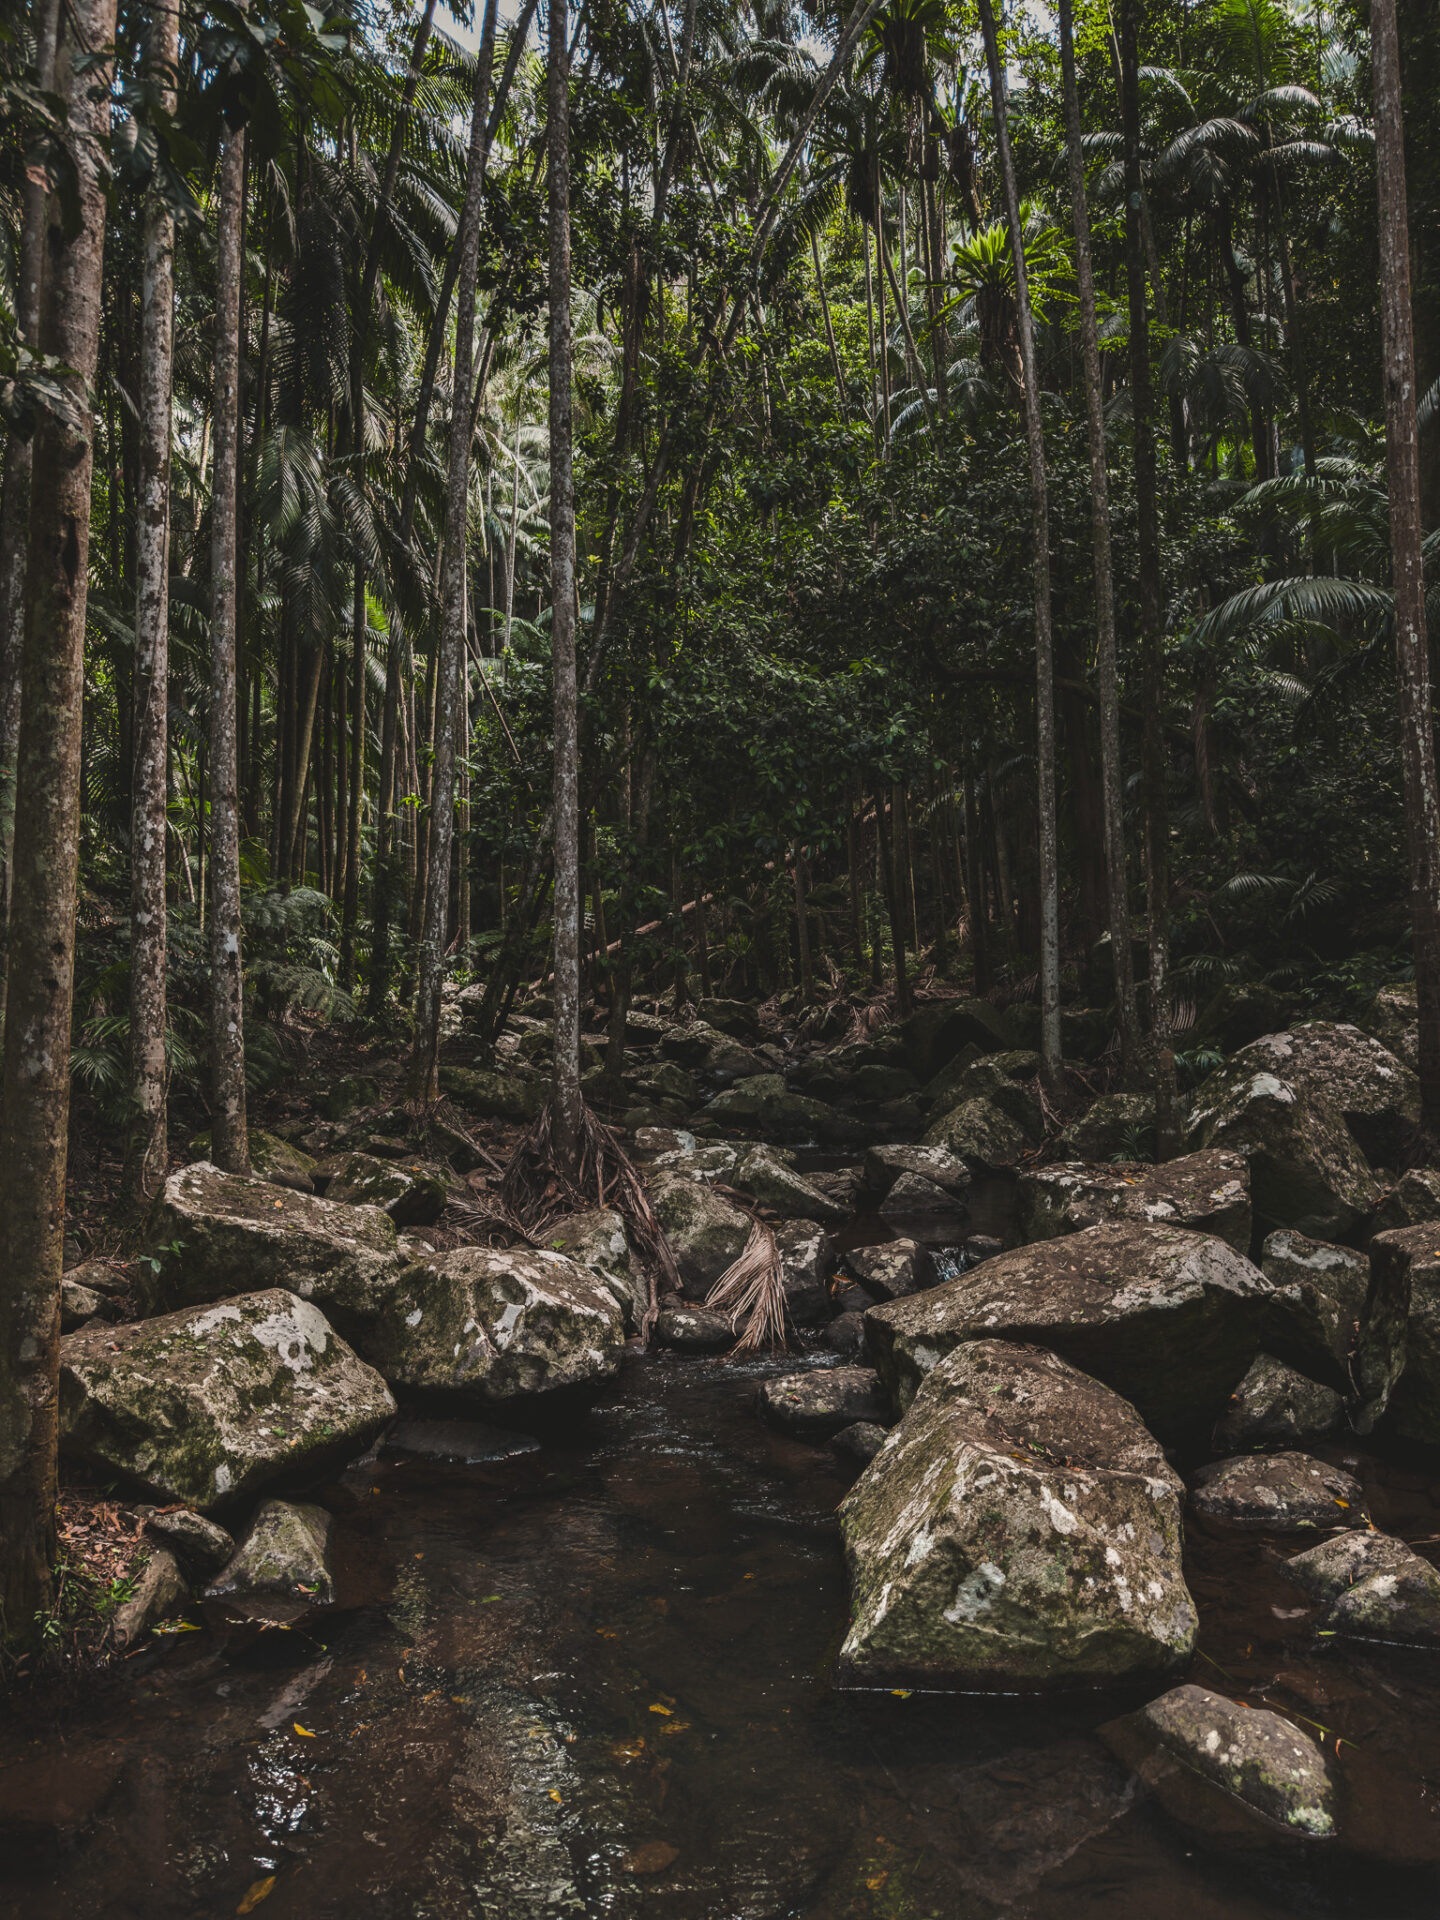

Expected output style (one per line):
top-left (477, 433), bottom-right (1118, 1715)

top-left (191, 1128), bottom-right (318, 1193)
top-left (318, 1151), bottom-right (448, 1226)
top-left (1373, 1167), bottom-right (1440, 1234)
top-left (1371, 1225), bottom-right (1440, 1443)
top-left (845, 1237), bottom-right (935, 1301)
top-left (1055, 1093), bottom-right (1156, 1166)
top-left (369, 1246), bottom-right (625, 1403)
top-left (1261, 1228), bottom-right (1405, 1424)
top-left (659, 1020), bottom-right (765, 1082)
top-left (544, 1207), bottom-right (645, 1330)
top-left (897, 999), bottom-right (1013, 1078)
top-left (863, 1142), bottom-right (971, 1199)
top-left (1213, 1354), bottom-right (1344, 1451)
top-left (776, 1220), bottom-right (832, 1327)
top-left (59, 1290), bottom-right (394, 1512)
top-left (1186, 1058), bottom-right (1380, 1239)
top-left (838, 1341), bottom-right (1196, 1688)
top-left (695, 997), bottom-right (762, 1041)
top-left (1190, 1451), bottom-right (1366, 1531)
top-left (1246, 1023), bottom-right (1420, 1164)
top-left (1360, 981), bottom-right (1419, 1073)
top-left (146, 1163), bottom-right (401, 1344)
top-left (645, 1169), bottom-right (752, 1294)
top-left (699, 1075), bottom-right (864, 1146)
top-left (923, 1093), bottom-right (1038, 1172)
top-left (732, 1144), bottom-right (848, 1224)
top-left (1017, 1151), bottom-right (1250, 1254)
top-left (864, 1220), bottom-right (1274, 1438)
top-left (437, 1063), bottom-right (544, 1123)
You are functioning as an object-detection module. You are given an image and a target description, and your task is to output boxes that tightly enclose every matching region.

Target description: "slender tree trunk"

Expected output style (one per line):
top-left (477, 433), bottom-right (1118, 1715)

top-left (1060, 0), bottom-right (1141, 1081)
top-left (793, 852), bottom-right (813, 1000)
top-left (979, 0), bottom-right (1062, 1099)
top-left (207, 124), bottom-right (250, 1174)
top-left (1120, 0), bottom-right (1181, 1153)
top-left (963, 772), bottom-right (991, 993)
top-left (0, 0), bottom-right (117, 1644)
top-left (810, 223), bottom-right (848, 420)
top-left (284, 643), bottom-right (326, 879)
top-left (124, 0), bottom-right (181, 1205)
top-left (876, 791), bottom-right (911, 1017)
top-left (1373, 0), bottom-right (1440, 1127)
top-left (409, 0), bottom-right (498, 1101)
top-left (339, 566), bottom-right (365, 985)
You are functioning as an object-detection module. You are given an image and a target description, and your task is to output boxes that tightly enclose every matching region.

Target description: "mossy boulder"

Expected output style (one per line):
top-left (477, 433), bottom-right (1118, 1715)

top-left (1055, 1092), bottom-right (1156, 1165)
top-left (645, 1169), bottom-right (752, 1294)
top-left (839, 1340), bottom-right (1196, 1688)
top-left (544, 1207), bottom-right (645, 1330)
top-left (1360, 981), bottom-right (1419, 1072)
top-left (191, 1128), bottom-right (318, 1193)
top-left (147, 1163), bottom-right (401, 1344)
top-left (369, 1246), bottom-right (626, 1402)
top-left (759, 1365), bottom-right (889, 1438)
top-left (1260, 1228), bottom-right (1403, 1424)
top-left (695, 997), bottom-right (762, 1040)
top-left (319, 1151), bottom-right (449, 1226)
top-left (59, 1289), bottom-right (394, 1512)
top-left (863, 1220), bottom-right (1275, 1439)
top-left (659, 1020), bottom-right (766, 1082)
top-left (205, 1498), bottom-right (333, 1625)
top-left (1281, 1529), bottom-right (1440, 1646)
top-left (923, 1093), bottom-right (1037, 1171)
top-left (699, 1075), bottom-right (865, 1146)
top-left (1212, 1354), bottom-right (1344, 1451)
top-left (1371, 1225), bottom-right (1440, 1444)
top-left (732, 1144), bottom-right (848, 1224)
top-left (1190, 1451), bottom-right (1366, 1531)
top-left (1372, 1166), bottom-right (1440, 1234)
top-left (1018, 1150), bottom-right (1251, 1253)
top-left (319, 1074), bottom-right (381, 1122)
top-left (437, 1063), bottom-right (544, 1123)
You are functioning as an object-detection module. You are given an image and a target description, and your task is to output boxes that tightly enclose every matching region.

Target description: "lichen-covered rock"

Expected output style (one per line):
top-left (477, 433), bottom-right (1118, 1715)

top-left (369, 1247), bottom-right (625, 1403)
top-left (839, 1341), bottom-right (1195, 1688)
top-left (318, 1151), bottom-right (448, 1226)
top-left (700, 1076), bottom-right (865, 1146)
top-left (695, 997), bottom-right (762, 1041)
top-left (1279, 1529), bottom-right (1440, 1644)
top-left (632, 1125), bottom-right (696, 1157)
top-left (654, 1307), bottom-right (733, 1351)
top-left (147, 1163), bottom-right (401, 1341)
top-left (649, 1141), bottom-right (739, 1183)
top-left (880, 1171), bottom-right (968, 1221)
top-left (1236, 1023), bottom-right (1419, 1163)
top-left (1018, 1151), bottom-right (1251, 1253)
top-left (1190, 1451), bottom-right (1366, 1531)
top-left (112, 1548), bottom-right (190, 1651)
top-left (1102, 1686), bottom-right (1334, 1840)
top-left (863, 1142), bottom-right (970, 1199)
top-left (733, 1145), bottom-right (848, 1224)
top-left (319, 1074), bottom-right (380, 1122)
top-left (1373, 1167), bottom-right (1440, 1234)
top-left (759, 1365), bottom-right (890, 1438)
top-left (192, 1128), bottom-right (318, 1193)
top-left (60, 1275), bottom-right (104, 1330)
top-left (923, 1094), bottom-right (1036, 1171)
top-left (1213, 1355), bottom-right (1344, 1451)
top-left (1055, 1093), bottom-right (1156, 1165)
top-left (1281, 1527), bottom-right (1422, 1604)
top-left (626, 1058), bottom-right (700, 1111)
top-left (436, 1063), bottom-right (544, 1122)
top-left (1370, 1225), bottom-right (1440, 1443)
top-left (659, 1020), bottom-right (765, 1082)
top-left (544, 1207), bottom-right (645, 1330)
top-left (645, 1169), bottom-right (752, 1294)
top-left (144, 1508), bottom-right (234, 1579)
top-left (864, 1220), bottom-right (1274, 1438)
top-left (1260, 1229), bottom-right (1403, 1426)
top-left (833, 1421), bottom-right (887, 1465)
top-left (775, 1220), bottom-right (831, 1326)
top-left (59, 1290), bottom-right (395, 1511)
top-left (845, 1238), bottom-right (935, 1301)
top-left (1360, 981), bottom-right (1418, 1073)
top-left (205, 1498), bottom-right (333, 1624)
top-left (1186, 1059), bottom-right (1380, 1238)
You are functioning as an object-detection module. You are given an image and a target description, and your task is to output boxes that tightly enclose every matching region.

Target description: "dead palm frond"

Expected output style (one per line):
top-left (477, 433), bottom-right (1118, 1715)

top-left (705, 1217), bottom-right (789, 1355)
top-left (499, 1098), bottom-right (680, 1342)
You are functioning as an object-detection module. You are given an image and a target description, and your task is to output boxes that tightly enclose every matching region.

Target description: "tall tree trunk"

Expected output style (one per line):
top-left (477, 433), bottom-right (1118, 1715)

top-left (793, 852), bottom-right (813, 1000)
top-left (1373, 0), bottom-right (1440, 1127)
top-left (0, 0), bottom-right (117, 1644)
top-left (339, 566), bottom-right (365, 984)
top-left (1120, 0), bottom-right (1181, 1153)
top-left (124, 0), bottom-right (181, 1205)
top-left (979, 0), bottom-right (1062, 1100)
top-left (875, 791), bottom-right (911, 1017)
top-left (409, 0), bottom-right (498, 1101)
top-left (1059, 0), bottom-right (1141, 1080)
top-left (207, 124), bottom-right (250, 1174)
top-left (549, 0), bottom-right (583, 1169)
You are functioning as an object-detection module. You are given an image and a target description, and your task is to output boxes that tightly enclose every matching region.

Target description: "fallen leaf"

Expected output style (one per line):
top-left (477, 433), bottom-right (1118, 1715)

top-left (890, 1689), bottom-right (912, 1699)
top-left (549, 1788), bottom-right (563, 1803)
top-left (293, 1723), bottom-right (315, 1738)
top-left (237, 1877), bottom-right (276, 1914)
top-left (648, 1703), bottom-right (673, 1716)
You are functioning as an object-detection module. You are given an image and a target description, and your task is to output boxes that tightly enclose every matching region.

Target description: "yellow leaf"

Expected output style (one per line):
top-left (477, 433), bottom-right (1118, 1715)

top-left (237, 1877), bottom-right (276, 1914)
top-left (1335, 1499), bottom-right (1349, 1508)
top-left (890, 1689), bottom-right (912, 1699)
top-left (648, 1703), bottom-right (673, 1716)
top-left (293, 1723), bottom-right (316, 1738)
top-left (549, 1788), bottom-right (563, 1803)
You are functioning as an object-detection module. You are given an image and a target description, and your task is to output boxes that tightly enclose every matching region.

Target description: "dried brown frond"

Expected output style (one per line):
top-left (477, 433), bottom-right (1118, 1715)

top-left (705, 1217), bottom-right (789, 1355)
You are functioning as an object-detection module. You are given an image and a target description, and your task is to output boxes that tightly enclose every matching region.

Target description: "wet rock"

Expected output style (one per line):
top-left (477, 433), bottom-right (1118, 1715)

top-left (1260, 1229), bottom-right (1403, 1425)
top-left (654, 1307), bottom-right (733, 1351)
top-left (147, 1163), bottom-right (401, 1341)
top-left (370, 1247), bottom-right (626, 1402)
top-left (59, 1289), bottom-right (394, 1511)
top-left (544, 1207), bottom-right (644, 1330)
top-left (1018, 1150), bottom-right (1251, 1253)
top-left (832, 1421), bottom-right (887, 1464)
top-left (61, 1274), bottom-right (105, 1329)
top-left (112, 1546), bottom-right (190, 1651)
top-left (0, 1748), bottom-right (124, 1844)
top-left (206, 1498), bottom-right (333, 1623)
top-left (1103, 1685), bottom-right (1335, 1840)
top-left (318, 1151), bottom-right (448, 1226)
top-left (1280, 1530), bottom-right (1440, 1644)
top-left (1055, 1092), bottom-right (1157, 1165)
top-left (864, 1220), bottom-right (1274, 1438)
top-left (1368, 1226), bottom-right (1440, 1443)
top-left (1282, 1527), bottom-right (1421, 1602)
top-left (700, 1075), bottom-right (865, 1146)
top-left (1373, 1167), bottom-right (1440, 1234)
top-left (825, 1311), bottom-right (866, 1357)
top-left (759, 1365), bottom-right (889, 1438)
top-left (632, 1125), bottom-right (696, 1156)
top-left (660, 1020), bottom-right (765, 1081)
top-left (1190, 1451), bottom-right (1366, 1531)
top-left (839, 1340), bottom-right (1195, 1687)
top-left (964, 1234), bottom-right (1004, 1264)
top-left (880, 1171), bottom-right (968, 1222)
top-left (1360, 981), bottom-right (1419, 1073)
top-left (775, 1220), bottom-right (831, 1326)
top-left (733, 1145), bottom-right (848, 1224)
top-left (379, 1418), bottom-right (541, 1463)
top-left (437, 1063), bottom-right (544, 1123)
top-left (845, 1238), bottom-right (936, 1301)
top-left (898, 998), bottom-right (1014, 1078)
top-left (923, 1094), bottom-right (1037, 1172)
top-left (1213, 1355), bottom-right (1344, 1451)
top-left (864, 1142), bottom-right (971, 1199)
top-left (646, 1170), bottom-right (751, 1294)
top-left (144, 1508), bottom-right (235, 1579)
top-left (1187, 1057), bottom-right (1380, 1239)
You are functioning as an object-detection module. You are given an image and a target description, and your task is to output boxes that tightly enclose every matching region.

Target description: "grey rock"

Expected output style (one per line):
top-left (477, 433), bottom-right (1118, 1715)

top-left (852, 1062), bottom-right (921, 1104)
top-left (832, 1421), bottom-right (887, 1464)
top-left (825, 1311), bottom-right (866, 1357)
top-left (649, 1141), bottom-right (739, 1183)
top-left (319, 1074), bottom-right (381, 1122)
top-left (654, 1307), bottom-right (733, 1351)
top-left (1055, 1092), bottom-right (1156, 1165)
top-left (1018, 1150), bottom-right (1251, 1253)
top-left (191, 1127), bottom-right (318, 1193)
top-left (1187, 1065), bottom-right (1380, 1239)
top-left (1191, 1451), bottom-right (1366, 1531)
top-left (923, 1094), bottom-right (1036, 1172)
top-left (631, 1126), bottom-right (697, 1156)
top-left (1261, 1229), bottom-right (1403, 1426)
top-left (112, 1547), bottom-right (190, 1652)
top-left (840, 1341), bottom-right (1195, 1687)
top-left (758, 1365), bottom-right (889, 1438)
top-left (60, 1275), bottom-right (104, 1330)
top-left (437, 1064), bottom-right (544, 1123)
top-left (660, 1020), bottom-right (765, 1082)
top-left (864, 1142), bottom-right (971, 1199)
top-left (646, 1169), bottom-right (752, 1294)
top-left (700, 1075), bottom-right (865, 1146)
top-left (880, 1171), bottom-right (969, 1222)
top-left (544, 1208), bottom-right (644, 1331)
top-left (775, 1220), bottom-right (832, 1327)
top-left (845, 1238), bottom-right (935, 1301)
top-left (1280, 1528), bottom-right (1428, 1603)
top-left (144, 1508), bottom-right (235, 1579)
top-left (1213, 1354), bottom-right (1344, 1451)
top-left (1368, 1226), bottom-right (1440, 1443)
top-left (318, 1151), bottom-right (448, 1226)
top-left (733, 1145), bottom-right (849, 1224)
top-left (1282, 1528), bottom-right (1440, 1646)
top-left (379, 1419), bottom-right (541, 1464)
top-left (206, 1498), bottom-right (333, 1623)
top-left (1373, 1167), bottom-right (1440, 1234)
top-left (1359, 981), bottom-right (1419, 1074)
top-left (695, 997), bottom-right (762, 1040)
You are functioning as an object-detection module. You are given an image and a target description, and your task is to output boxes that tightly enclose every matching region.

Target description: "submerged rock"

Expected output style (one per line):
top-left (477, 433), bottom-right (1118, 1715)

top-left (1213, 1354), bottom-right (1344, 1451)
top-left (839, 1341), bottom-right (1195, 1688)
top-left (205, 1498), bottom-right (333, 1623)
top-left (1103, 1685), bottom-right (1335, 1841)
top-left (370, 1247), bottom-right (625, 1402)
top-left (1018, 1150), bottom-right (1251, 1253)
top-left (864, 1220), bottom-right (1274, 1438)
top-left (1281, 1528), bottom-right (1440, 1644)
top-left (59, 1289), bottom-right (395, 1511)
top-left (1190, 1451), bottom-right (1366, 1531)
top-left (759, 1366), bottom-right (889, 1438)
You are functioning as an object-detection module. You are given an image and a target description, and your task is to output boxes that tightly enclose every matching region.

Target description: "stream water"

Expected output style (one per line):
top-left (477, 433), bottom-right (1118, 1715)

top-left (7, 1339), bottom-right (1440, 1919)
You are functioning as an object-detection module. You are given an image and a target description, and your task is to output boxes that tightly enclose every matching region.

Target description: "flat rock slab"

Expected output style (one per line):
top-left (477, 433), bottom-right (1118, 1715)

top-left (1280, 1528), bottom-right (1440, 1645)
top-left (845, 1238), bottom-right (935, 1301)
top-left (759, 1366), bottom-right (889, 1438)
top-left (1190, 1451), bottom-right (1366, 1531)
top-left (59, 1289), bottom-right (395, 1512)
top-left (1213, 1354), bottom-right (1343, 1451)
top-left (863, 1219), bottom-right (1274, 1439)
top-left (379, 1418), bottom-right (541, 1464)
top-left (839, 1340), bottom-right (1195, 1689)
top-left (654, 1307), bottom-right (734, 1351)
top-left (1018, 1151), bottom-right (1251, 1254)
top-left (1103, 1685), bottom-right (1335, 1842)
top-left (864, 1142), bottom-right (971, 1199)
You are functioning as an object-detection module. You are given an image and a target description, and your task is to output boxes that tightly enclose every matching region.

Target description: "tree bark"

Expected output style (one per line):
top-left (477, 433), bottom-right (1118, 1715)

top-left (125, 0), bottom-right (181, 1204)
top-left (1059, 0), bottom-right (1141, 1080)
top-left (979, 0), bottom-right (1062, 1100)
top-left (409, 0), bottom-right (498, 1102)
top-left (0, 0), bottom-right (117, 1644)
top-left (1373, 0), bottom-right (1440, 1126)
top-left (207, 124), bottom-right (250, 1174)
